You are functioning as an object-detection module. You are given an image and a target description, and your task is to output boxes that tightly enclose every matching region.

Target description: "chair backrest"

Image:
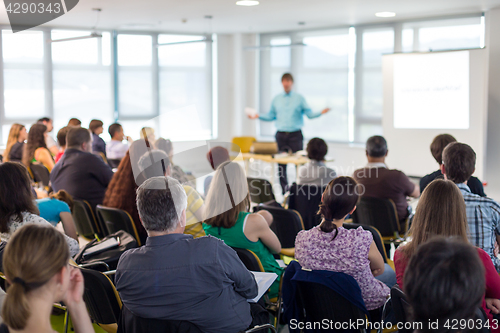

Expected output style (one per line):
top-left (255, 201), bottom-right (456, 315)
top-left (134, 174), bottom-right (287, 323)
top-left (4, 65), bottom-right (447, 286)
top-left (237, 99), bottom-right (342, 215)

top-left (343, 223), bottom-right (389, 264)
top-left (117, 305), bottom-right (203, 333)
top-left (108, 158), bottom-right (122, 169)
top-left (247, 177), bottom-right (276, 204)
top-left (254, 205), bottom-right (304, 249)
top-left (390, 285), bottom-right (411, 333)
top-left (287, 183), bottom-right (325, 230)
top-left (231, 247), bottom-right (265, 272)
top-left (96, 205), bottom-right (142, 246)
top-left (231, 136), bottom-right (256, 153)
top-left (29, 163), bottom-right (50, 187)
top-left (351, 196), bottom-right (401, 237)
top-left (72, 200), bottom-right (103, 240)
top-left (81, 268), bottom-right (122, 326)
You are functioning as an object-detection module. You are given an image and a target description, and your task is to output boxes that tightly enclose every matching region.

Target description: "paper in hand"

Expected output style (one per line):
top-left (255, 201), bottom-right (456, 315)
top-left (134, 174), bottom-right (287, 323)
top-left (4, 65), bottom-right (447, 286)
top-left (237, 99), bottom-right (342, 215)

top-left (245, 107), bottom-right (258, 117)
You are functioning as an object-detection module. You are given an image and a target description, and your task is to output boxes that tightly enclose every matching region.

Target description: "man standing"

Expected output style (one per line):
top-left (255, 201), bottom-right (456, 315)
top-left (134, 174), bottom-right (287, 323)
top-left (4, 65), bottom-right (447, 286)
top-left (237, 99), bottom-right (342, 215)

top-left (248, 73), bottom-right (330, 193)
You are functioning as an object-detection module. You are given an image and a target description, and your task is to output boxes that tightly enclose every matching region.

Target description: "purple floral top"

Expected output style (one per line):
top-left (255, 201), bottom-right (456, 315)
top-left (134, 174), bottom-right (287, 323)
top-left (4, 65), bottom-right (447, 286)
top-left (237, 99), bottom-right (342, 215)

top-left (295, 226), bottom-right (389, 310)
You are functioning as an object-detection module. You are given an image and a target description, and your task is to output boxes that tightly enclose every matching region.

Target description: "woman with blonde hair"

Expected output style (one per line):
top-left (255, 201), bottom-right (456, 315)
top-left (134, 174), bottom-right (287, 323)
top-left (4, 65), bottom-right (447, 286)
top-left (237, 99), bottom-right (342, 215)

top-left (22, 124), bottom-right (55, 172)
top-left (1, 224), bottom-right (93, 333)
top-left (3, 123), bottom-right (27, 162)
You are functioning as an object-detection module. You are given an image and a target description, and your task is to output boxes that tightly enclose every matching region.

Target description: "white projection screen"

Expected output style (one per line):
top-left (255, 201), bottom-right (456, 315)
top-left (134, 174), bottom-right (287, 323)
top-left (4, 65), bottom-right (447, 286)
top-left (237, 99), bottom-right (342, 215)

top-left (382, 49), bottom-right (488, 178)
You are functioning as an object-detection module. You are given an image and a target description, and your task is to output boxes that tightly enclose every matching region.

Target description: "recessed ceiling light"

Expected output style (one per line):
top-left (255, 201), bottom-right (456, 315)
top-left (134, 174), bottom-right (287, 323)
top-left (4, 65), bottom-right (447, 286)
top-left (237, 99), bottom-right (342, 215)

top-left (236, 0), bottom-right (259, 6)
top-left (375, 12), bottom-right (396, 18)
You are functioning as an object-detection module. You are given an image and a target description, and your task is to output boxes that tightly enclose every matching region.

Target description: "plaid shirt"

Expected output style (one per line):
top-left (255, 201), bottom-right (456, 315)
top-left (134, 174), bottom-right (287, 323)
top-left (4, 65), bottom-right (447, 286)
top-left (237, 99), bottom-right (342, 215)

top-left (458, 183), bottom-right (500, 271)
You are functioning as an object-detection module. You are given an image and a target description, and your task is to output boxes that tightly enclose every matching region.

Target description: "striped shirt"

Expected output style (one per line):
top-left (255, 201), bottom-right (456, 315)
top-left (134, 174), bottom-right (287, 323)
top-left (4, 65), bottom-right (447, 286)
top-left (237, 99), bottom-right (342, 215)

top-left (458, 183), bottom-right (500, 271)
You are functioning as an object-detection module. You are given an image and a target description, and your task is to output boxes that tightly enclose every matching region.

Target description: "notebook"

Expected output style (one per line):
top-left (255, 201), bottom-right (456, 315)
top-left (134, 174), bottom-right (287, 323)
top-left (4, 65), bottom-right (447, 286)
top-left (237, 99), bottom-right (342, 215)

top-left (248, 271), bottom-right (278, 303)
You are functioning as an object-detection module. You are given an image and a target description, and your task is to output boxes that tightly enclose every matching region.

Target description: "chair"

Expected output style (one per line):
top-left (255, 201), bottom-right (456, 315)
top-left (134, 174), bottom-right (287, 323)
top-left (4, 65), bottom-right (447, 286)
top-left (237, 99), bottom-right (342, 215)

top-left (29, 163), bottom-right (51, 187)
top-left (247, 177), bottom-right (276, 204)
top-left (81, 267), bottom-right (122, 333)
top-left (254, 205), bottom-right (304, 258)
top-left (108, 158), bottom-right (122, 169)
top-left (286, 183), bottom-right (325, 230)
top-left (232, 247), bottom-right (265, 272)
top-left (232, 136), bottom-right (257, 153)
top-left (390, 286), bottom-right (411, 333)
top-left (72, 200), bottom-right (104, 240)
top-left (96, 205), bottom-right (142, 246)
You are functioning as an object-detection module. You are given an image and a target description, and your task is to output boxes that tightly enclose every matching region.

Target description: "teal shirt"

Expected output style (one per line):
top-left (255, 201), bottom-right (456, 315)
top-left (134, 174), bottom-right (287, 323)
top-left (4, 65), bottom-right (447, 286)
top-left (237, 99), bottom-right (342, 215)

top-left (259, 91), bottom-right (322, 132)
top-left (36, 198), bottom-right (71, 226)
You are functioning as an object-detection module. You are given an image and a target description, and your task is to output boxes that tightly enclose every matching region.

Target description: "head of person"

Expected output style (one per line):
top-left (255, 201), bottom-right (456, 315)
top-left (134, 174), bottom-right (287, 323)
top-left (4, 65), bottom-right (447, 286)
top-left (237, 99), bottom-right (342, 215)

top-left (137, 150), bottom-right (171, 182)
top-left (140, 127), bottom-right (155, 145)
top-left (365, 135), bottom-right (388, 162)
top-left (56, 126), bottom-right (70, 150)
top-left (67, 118), bottom-right (82, 127)
top-left (37, 117), bottom-right (53, 132)
top-left (136, 176), bottom-right (188, 235)
top-left (89, 119), bottom-right (104, 135)
top-left (441, 142), bottom-right (476, 184)
top-left (66, 127), bottom-right (92, 153)
top-left (430, 134), bottom-right (457, 165)
top-left (207, 146), bottom-right (230, 170)
top-left (402, 179), bottom-right (468, 259)
top-left (0, 162), bottom-right (38, 233)
top-left (281, 73), bottom-right (294, 93)
top-left (204, 161), bottom-right (250, 229)
top-left (22, 124), bottom-right (48, 166)
top-left (404, 237), bottom-right (485, 332)
top-left (318, 177), bottom-right (360, 237)
top-left (108, 123), bottom-right (124, 141)
top-left (49, 190), bottom-right (74, 212)
top-left (307, 138), bottom-right (328, 162)
top-left (4, 124), bottom-right (26, 162)
top-left (155, 138), bottom-right (173, 160)
top-left (2, 224), bottom-right (71, 331)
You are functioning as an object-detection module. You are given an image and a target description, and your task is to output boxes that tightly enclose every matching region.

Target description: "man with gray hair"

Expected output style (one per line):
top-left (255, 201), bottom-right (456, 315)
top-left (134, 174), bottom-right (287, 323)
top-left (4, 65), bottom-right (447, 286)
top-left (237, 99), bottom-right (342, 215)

top-left (115, 176), bottom-right (258, 332)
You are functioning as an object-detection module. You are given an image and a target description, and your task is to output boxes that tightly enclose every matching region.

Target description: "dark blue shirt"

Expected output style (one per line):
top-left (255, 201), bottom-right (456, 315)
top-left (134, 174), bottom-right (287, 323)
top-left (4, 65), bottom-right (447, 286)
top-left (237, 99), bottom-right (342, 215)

top-left (115, 233), bottom-right (258, 333)
top-left (92, 133), bottom-right (107, 156)
top-left (420, 169), bottom-right (486, 197)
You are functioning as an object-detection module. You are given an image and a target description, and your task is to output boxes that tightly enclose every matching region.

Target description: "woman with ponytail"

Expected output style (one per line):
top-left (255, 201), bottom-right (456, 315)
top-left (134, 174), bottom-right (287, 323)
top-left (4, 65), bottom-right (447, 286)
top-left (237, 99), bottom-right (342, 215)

top-left (295, 176), bottom-right (391, 312)
top-left (1, 224), bottom-right (93, 333)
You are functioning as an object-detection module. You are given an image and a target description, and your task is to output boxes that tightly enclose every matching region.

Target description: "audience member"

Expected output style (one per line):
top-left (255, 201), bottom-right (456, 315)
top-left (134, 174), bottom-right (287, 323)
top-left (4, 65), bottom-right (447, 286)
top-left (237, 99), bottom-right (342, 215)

top-left (37, 117), bottom-right (59, 155)
top-left (3, 124), bottom-right (26, 162)
top-left (140, 126), bottom-right (156, 145)
top-left (353, 135), bottom-right (419, 225)
top-left (0, 162), bottom-right (79, 256)
top-left (295, 176), bottom-right (392, 312)
top-left (137, 149), bottom-right (205, 238)
top-left (89, 119), bottom-right (106, 157)
top-left (442, 142), bottom-right (500, 272)
top-left (394, 179), bottom-right (500, 324)
top-left (68, 118), bottom-right (82, 127)
top-left (297, 137), bottom-right (336, 186)
top-left (420, 134), bottom-right (485, 196)
top-left (22, 124), bottom-right (55, 172)
top-left (404, 238), bottom-right (485, 333)
top-left (107, 123), bottom-right (130, 160)
top-left (50, 127), bottom-right (113, 210)
top-left (204, 146), bottom-right (230, 196)
top-left (36, 190), bottom-right (78, 241)
top-left (115, 176), bottom-right (258, 333)
top-left (203, 161), bottom-right (282, 298)
top-left (1, 224), bottom-right (93, 333)
top-left (54, 126), bottom-right (70, 163)
top-left (155, 137), bottom-right (194, 187)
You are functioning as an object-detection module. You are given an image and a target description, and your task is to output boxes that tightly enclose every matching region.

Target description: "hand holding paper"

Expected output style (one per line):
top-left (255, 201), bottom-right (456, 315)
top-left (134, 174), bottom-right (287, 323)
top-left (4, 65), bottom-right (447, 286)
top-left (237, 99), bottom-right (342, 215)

top-left (245, 107), bottom-right (259, 119)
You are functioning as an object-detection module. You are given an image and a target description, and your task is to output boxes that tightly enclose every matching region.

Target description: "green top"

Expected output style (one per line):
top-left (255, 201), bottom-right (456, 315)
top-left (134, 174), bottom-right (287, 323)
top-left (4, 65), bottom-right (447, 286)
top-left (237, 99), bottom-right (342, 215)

top-left (203, 211), bottom-right (283, 298)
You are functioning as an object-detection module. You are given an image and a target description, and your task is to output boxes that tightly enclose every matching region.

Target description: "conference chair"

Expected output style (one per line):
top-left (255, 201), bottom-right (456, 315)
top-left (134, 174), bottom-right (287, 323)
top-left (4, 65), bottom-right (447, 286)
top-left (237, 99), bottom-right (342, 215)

top-left (96, 206), bottom-right (142, 246)
top-left (108, 158), bottom-right (122, 169)
top-left (247, 177), bottom-right (277, 204)
top-left (72, 200), bottom-right (104, 240)
top-left (232, 136), bottom-right (257, 153)
top-left (29, 163), bottom-right (51, 188)
top-left (285, 183), bottom-right (325, 230)
top-left (389, 286), bottom-right (411, 333)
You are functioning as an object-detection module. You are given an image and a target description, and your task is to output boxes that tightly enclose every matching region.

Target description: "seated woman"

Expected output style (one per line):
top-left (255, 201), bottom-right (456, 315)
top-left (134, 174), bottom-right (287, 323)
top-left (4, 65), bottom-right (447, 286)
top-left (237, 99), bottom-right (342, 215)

top-left (297, 137), bottom-right (336, 187)
top-left (54, 126), bottom-right (70, 163)
top-left (394, 179), bottom-right (500, 326)
top-left (203, 161), bottom-right (283, 298)
top-left (89, 119), bottom-right (106, 157)
top-left (22, 124), bottom-right (55, 172)
top-left (0, 162), bottom-right (79, 257)
top-left (295, 176), bottom-right (391, 312)
top-left (3, 123), bottom-right (27, 162)
top-left (36, 190), bottom-right (78, 241)
top-left (1, 224), bottom-right (93, 333)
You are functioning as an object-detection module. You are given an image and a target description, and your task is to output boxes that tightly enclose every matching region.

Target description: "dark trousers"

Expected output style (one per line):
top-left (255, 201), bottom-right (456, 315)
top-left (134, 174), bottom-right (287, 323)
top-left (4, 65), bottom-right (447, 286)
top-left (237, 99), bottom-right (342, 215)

top-left (275, 130), bottom-right (303, 194)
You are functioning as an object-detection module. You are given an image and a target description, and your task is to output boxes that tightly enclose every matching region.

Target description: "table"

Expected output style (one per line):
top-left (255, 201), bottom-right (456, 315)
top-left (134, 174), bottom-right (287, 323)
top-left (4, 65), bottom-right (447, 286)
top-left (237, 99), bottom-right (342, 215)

top-left (241, 152), bottom-right (310, 185)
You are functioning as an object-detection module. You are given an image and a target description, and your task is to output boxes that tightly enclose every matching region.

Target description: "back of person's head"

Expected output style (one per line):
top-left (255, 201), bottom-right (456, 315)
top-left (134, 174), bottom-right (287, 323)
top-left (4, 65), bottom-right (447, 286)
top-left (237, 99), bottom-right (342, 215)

top-left (37, 117), bottom-right (51, 124)
top-left (108, 123), bottom-right (122, 139)
top-left (136, 176), bottom-right (187, 232)
top-left (137, 150), bottom-right (171, 182)
top-left (49, 190), bottom-right (74, 212)
top-left (56, 126), bottom-right (70, 148)
top-left (67, 118), bottom-right (82, 127)
top-left (366, 135), bottom-right (387, 158)
top-left (281, 73), bottom-right (294, 82)
top-left (0, 162), bottom-right (37, 233)
top-left (307, 138), bottom-right (328, 161)
top-left (66, 127), bottom-right (91, 150)
top-left (204, 161), bottom-right (250, 228)
top-left (140, 127), bottom-right (155, 142)
top-left (2, 224), bottom-right (70, 330)
top-left (442, 142), bottom-right (476, 184)
top-left (404, 237), bottom-right (484, 333)
top-left (318, 177), bottom-right (360, 236)
top-left (22, 124), bottom-right (47, 167)
top-left (207, 146), bottom-right (230, 170)
top-left (403, 179), bottom-right (468, 259)
top-left (155, 138), bottom-right (173, 156)
top-left (89, 119), bottom-right (104, 134)
top-left (430, 134), bottom-right (457, 165)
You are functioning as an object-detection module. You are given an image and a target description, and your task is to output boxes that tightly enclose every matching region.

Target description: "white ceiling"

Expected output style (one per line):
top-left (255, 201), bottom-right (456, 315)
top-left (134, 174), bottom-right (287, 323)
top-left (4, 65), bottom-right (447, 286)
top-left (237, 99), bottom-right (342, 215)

top-left (0, 0), bottom-right (500, 34)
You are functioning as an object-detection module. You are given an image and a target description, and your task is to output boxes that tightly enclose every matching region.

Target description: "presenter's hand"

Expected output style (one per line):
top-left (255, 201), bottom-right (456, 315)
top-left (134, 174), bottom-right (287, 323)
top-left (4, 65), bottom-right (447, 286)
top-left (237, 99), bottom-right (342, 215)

top-left (248, 114), bottom-right (259, 120)
top-left (321, 108), bottom-right (331, 114)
